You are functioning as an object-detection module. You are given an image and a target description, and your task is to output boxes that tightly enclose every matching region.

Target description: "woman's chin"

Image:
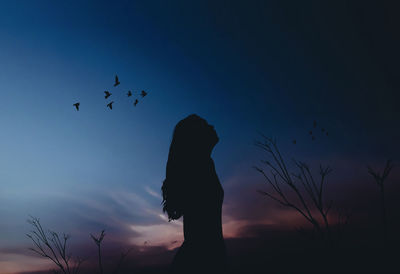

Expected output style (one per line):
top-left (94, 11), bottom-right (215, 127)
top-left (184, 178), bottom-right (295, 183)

top-left (212, 135), bottom-right (219, 147)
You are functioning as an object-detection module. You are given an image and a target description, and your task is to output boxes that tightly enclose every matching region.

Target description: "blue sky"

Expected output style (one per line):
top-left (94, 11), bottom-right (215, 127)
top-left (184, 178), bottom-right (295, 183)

top-left (0, 1), bottom-right (399, 273)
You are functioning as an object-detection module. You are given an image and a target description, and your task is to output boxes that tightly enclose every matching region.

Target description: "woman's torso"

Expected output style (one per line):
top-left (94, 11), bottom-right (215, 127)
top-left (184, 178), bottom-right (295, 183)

top-left (171, 159), bottom-right (227, 273)
top-left (182, 159), bottom-right (224, 244)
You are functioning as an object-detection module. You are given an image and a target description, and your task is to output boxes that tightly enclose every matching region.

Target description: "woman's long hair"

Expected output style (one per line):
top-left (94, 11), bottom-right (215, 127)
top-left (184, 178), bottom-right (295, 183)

top-left (162, 114), bottom-right (218, 221)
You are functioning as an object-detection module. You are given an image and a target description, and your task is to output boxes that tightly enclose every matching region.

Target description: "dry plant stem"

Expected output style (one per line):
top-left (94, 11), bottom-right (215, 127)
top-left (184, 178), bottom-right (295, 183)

top-left (113, 247), bottom-right (133, 274)
top-left (255, 136), bottom-right (333, 239)
top-left (26, 216), bottom-right (83, 274)
top-left (293, 161), bottom-right (332, 236)
top-left (91, 230), bottom-right (106, 274)
top-left (367, 160), bottom-right (393, 243)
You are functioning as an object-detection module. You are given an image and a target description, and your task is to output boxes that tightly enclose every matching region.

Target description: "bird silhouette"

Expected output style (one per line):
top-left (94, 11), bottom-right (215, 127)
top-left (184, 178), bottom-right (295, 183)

top-left (309, 130), bottom-right (313, 135)
top-left (134, 99), bottom-right (139, 106)
top-left (104, 91), bottom-right (112, 99)
top-left (73, 102), bottom-right (80, 111)
top-left (127, 90), bottom-right (132, 97)
top-left (313, 120), bottom-right (317, 128)
top-left (326, 132), bottom-right (329, 136)
top-left (114, 75), bottom-right (120, 87)
top-left (293, 140), bottom-right (296, 144)
top-left (107, 101), bottom-right (114, 110)
top-left (140, 90), bottom-right (147, 97)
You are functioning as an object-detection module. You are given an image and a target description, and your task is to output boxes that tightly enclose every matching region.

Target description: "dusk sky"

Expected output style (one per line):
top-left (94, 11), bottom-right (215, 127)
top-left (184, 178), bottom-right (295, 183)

top-left (1, 1), bottom-right (399, 273)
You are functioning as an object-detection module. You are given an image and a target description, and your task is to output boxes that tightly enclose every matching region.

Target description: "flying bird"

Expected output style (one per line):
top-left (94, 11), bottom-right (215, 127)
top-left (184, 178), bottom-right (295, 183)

top-left (313, 120), bottom-right (317, 128)
top-left (114, 75), bottom-right (120, 87)
top-left (127, 90), bottom-right (132, 97)
top-left (140, 90), bottom-right (147, 97)
top-left (309, 130), bottom-right (312, 135)
top-left (107, 101), bottom-right (114, 110)
top-left (73, 102), bottom-right (80, 111)
top-left (293, 140), bottom-right (296, 144)
top-left (104, 91), bottom-right (112, 99)
top-left (134, 99), bottom-right (139, 106)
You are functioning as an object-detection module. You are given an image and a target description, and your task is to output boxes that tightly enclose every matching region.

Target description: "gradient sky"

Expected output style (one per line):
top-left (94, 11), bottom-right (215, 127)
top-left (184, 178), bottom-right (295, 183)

top-left (1, 1), bottom-right (399, 273)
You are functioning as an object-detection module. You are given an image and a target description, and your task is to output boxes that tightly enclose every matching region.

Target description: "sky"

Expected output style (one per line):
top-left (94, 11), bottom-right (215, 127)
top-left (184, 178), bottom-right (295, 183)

top-left (0, 1), bottom-right (399, 273)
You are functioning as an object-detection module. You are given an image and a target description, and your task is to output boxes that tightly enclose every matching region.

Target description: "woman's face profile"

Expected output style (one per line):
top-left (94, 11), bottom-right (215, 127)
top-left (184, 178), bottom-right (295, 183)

top-left (195, 117), bottom-right (219, 150)
top-left (176, 115), bottom-right (219, 156)
top-left (205, 122), bottom-right (219, 148)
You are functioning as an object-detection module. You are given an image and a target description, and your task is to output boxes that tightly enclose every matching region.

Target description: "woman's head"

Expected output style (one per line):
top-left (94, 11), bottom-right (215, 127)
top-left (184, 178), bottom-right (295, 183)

top-left (161, 114), bottom-right (219, 220)
top-left (171, 114), bottom-right (218, 158)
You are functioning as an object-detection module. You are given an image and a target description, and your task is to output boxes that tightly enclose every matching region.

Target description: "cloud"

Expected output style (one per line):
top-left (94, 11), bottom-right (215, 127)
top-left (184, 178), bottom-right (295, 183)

top-left (144, 186), bottom-right (162, 199)
top-left (0, 249), bottom-right (51, 274)
top-left (129, 222), bottom-right (183, 250)
top-left (5, 163), bottom-right (400, 274)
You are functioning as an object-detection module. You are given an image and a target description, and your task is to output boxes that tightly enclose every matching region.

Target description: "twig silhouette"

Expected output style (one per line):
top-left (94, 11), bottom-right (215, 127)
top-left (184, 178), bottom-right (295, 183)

top-left (90, 230), bottom-right (106, 274)
top-left (367, 160), bottom-right (394, 243)
top-left (254, 135), bottom-right (333, 240)
top-left (26, 216), bottom-right (84, 274)
top-left (112, 247), bottom-right (133, 274)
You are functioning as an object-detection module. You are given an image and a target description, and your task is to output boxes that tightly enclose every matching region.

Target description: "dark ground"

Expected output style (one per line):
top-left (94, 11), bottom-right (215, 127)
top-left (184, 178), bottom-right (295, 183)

top-left (21, 224), bottom-right (400, 274)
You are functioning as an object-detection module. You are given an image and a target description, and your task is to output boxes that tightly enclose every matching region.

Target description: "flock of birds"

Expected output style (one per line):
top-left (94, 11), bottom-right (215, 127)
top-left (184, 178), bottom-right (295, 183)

top-left (293, 120), bottom-right (328, 144)
top-left (73, 75), bottom-right (148, 111)
top-left (72, 80), bottom-right (324, 146)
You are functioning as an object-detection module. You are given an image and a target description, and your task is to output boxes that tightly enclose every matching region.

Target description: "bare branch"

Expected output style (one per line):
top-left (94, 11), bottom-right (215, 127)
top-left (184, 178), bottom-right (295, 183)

top-left (91, 230), bottom-right (106, 274)
top-left (26, 216), bottom-right (82, 274)
top-left (255, 135), bottom-right (333, 238)
top-left (367, 160), bottom-right (394, 243)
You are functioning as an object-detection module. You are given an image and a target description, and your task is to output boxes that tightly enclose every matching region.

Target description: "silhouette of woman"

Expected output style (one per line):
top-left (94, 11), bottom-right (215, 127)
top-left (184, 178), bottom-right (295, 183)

top-left (162, 114), bottom-right (227, 274)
